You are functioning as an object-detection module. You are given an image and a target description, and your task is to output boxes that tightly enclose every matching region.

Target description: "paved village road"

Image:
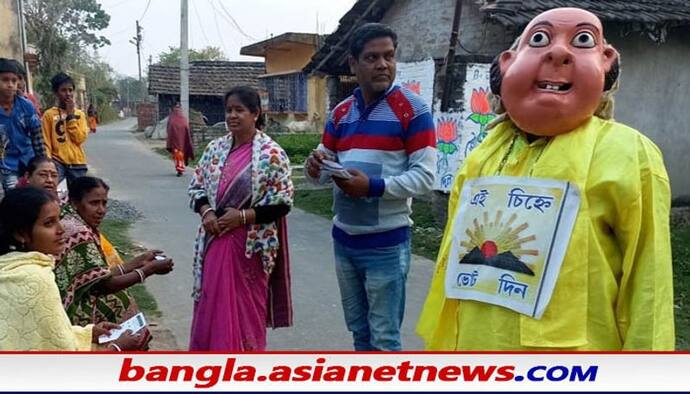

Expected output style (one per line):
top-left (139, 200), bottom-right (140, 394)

top-left (86, 118), bottom-right (435, 350)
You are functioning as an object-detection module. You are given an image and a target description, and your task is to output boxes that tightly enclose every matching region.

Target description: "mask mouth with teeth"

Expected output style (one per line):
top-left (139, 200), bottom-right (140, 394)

top-left (536, 81), bottom-right (573, 92)
top-left (492, 7), bottom-right (619, 136)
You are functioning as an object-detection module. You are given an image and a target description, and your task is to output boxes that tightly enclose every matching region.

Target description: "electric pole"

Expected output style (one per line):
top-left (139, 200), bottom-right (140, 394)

top-left (130, 20), bottom-right (143, 83)
top-left (180, 0), bottom-right (190, 121)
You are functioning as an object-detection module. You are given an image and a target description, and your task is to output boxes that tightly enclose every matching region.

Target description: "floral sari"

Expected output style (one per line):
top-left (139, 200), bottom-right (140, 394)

top-left (54, 204), bottom-right (138, 326)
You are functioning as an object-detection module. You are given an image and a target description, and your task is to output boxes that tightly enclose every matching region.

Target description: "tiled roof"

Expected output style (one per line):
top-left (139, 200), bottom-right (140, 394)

top-left (148, 61), bottom-right (265, 96)
top-left (481, 0), bottom-right (690, 27)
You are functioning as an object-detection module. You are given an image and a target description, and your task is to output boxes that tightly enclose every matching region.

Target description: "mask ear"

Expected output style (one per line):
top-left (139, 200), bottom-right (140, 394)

top-left (602, 46), bottom-right (620, 91)
top-left (498, 50), bottom-right (516, 76)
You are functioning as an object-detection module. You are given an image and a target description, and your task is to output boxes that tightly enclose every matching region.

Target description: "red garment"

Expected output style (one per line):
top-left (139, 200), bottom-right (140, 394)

top-left (173, 148), bottom-right (185, 174)
top-left (166, 107), bottom-right (195, 165)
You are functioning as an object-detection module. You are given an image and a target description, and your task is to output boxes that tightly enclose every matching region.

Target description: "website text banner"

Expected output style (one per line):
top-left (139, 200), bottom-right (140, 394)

top-left (0, 353), bottom-right (689, 391)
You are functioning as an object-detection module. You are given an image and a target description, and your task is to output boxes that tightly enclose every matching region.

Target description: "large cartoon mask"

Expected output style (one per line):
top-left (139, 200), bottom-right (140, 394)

top-left (494, 8), bottom-right (619, 136)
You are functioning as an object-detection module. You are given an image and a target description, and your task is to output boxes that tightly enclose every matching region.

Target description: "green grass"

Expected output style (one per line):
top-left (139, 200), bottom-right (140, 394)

top-left (294, 189), bottom-right (333, 218)
top-left (293, 189), bottom-right (443, 260)
top-left (672, 224), bottom-right (690, 350)
top-left (270, 133), bottom-right (321, 165)
top-left (100, 218), bottom-right (162, 318)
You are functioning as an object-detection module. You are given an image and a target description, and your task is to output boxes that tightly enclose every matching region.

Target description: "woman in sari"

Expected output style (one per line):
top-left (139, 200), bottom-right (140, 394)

top-left (188, 86), bottom-right (294, 351)
top-left (0, 187), bottom-right (150, 351)
top-left (166, 102), bottom-right (195, 177)
top-left (56, 176), bottom-right (174, 326)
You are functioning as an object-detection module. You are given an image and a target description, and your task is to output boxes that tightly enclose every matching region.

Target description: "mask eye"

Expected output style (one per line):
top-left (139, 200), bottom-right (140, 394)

top-left (572, 32), bottom-right (596, 48)
top-left (528, 31), bottom-right (550, 47)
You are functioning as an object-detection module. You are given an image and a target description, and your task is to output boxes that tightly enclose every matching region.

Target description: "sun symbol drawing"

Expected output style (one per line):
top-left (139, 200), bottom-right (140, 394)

top-left (458, 210), bottom-right (539, 276)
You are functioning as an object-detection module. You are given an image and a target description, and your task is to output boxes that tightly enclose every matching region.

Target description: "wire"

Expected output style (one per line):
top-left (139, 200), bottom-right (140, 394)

top-left (139, 0), bottom-right (152, 22)
top-left (192, 0), bottom-right (211, 45)
top-left (207, 0), bottom-right (229, 54)
top-left (214, 0), bottom-right (257, 41)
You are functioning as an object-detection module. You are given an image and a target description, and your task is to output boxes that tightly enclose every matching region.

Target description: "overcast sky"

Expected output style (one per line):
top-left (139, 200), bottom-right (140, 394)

top-left (98, 0), bottom-right (356, 77)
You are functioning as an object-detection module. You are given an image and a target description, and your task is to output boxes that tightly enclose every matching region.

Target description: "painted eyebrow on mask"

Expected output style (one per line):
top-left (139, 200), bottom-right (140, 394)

top-left (531, 21), bottom-right (554, 29)
top-left (575, 22), bottom-right (600, 32)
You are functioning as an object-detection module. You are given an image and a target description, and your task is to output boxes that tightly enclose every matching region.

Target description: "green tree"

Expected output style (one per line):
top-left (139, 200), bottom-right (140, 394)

top-left (24, 0), bottom-right (110, 101)
top-left (156, 46), bottom-right (227, 66)
top-left (116, 76), bottom-right (147, 111)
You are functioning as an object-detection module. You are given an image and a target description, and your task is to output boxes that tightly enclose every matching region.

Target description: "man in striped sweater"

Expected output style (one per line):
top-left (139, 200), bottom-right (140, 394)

top-left (306, 23), bottom-right (436, 351)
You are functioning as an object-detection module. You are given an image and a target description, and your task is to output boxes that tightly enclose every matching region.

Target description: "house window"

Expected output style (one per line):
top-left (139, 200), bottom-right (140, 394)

top-left (262, 72), bottom-right (307, 113)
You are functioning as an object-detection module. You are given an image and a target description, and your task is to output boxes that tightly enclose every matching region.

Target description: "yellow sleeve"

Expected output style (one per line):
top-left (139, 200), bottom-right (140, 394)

top-left (41, 111), bottom-right (53, 158)
top-left (35, 268), bottom-right (94, 350)
top-left (66, 111), bottom-right (89, 145)
top-left (70, 324), bottom-right (94, 351)
top-left (416, 166), bottom-right (466, 349)
top-left (615, 140), bottom-right (675, 350)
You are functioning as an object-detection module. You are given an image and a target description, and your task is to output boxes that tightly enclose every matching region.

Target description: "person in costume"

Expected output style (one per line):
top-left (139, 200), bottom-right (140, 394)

top-left (417, 7), bottom-right (674, 351)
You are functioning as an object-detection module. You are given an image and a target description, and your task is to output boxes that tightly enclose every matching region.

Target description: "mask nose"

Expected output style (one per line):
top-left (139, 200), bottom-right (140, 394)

top-left (545, 44), bottom-right (574, 66)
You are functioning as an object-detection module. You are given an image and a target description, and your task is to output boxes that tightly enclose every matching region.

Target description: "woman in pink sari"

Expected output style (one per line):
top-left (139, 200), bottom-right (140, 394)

top-left (188, 86), bottom-right (294, 351)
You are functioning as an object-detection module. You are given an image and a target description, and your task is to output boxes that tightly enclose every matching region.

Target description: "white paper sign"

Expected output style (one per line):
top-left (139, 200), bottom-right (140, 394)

top-left (445, 176), bottom-right (580, 318)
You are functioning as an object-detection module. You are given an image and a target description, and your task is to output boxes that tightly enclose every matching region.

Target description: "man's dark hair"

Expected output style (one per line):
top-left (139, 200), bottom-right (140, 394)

top-left (0, 58), bottom-right (19, 75)
top-left (50, 72), bottom-right (75, 92)
top-left (348, 23), bottom-right (398, 59)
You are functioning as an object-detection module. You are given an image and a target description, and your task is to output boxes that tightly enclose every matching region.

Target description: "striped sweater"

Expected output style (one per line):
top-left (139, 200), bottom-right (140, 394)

top-left (306, 84), bottom-right (436, 248)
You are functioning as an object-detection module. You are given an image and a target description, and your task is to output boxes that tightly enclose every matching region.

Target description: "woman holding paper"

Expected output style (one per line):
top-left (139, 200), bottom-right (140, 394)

top-left (188, 86), bottom-right (294, 351)
top-left (56, 176), bottom-right (174, 326)
top-left (0, 187), bottom-right (149, 351)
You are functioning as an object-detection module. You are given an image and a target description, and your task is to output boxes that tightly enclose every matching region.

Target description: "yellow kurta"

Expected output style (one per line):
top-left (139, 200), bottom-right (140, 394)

top-left (417, 116), bottom-right (674, 350)
top-left (0, 252), bottom-right (93, 351)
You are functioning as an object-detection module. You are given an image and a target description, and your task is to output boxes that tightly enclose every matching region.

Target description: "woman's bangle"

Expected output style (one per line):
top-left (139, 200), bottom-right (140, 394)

top-left (240, 209), bottom-right (247, 225)
top-left (109, 343), bottom-right (122, 352)
top-left (201, 207), bottom-right (214, 220)
top-left (134, 268), bottom-right (146, 283)
top-left (116, 264), bottom-right (125, 275)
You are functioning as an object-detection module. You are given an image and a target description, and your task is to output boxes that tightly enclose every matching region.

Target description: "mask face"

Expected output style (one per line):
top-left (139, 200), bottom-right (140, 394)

top-left (498, 7), bottom-right (618, 135)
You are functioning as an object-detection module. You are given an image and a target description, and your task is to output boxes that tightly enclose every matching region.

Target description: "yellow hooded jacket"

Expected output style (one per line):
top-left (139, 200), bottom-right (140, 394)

top-left (0, 251), bottom-right (93, 350)
top-left (417, 117), bottom-right (674, 350)
top-left (42, 107), bottom-right (89, 165)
